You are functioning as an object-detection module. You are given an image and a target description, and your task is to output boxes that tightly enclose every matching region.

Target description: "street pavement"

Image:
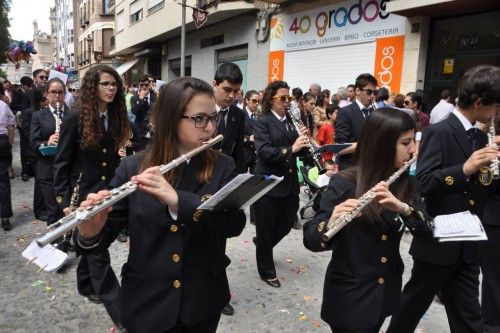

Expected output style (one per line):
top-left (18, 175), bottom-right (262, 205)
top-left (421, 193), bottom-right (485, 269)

top-left (0, 139), bottom-right (450, 332)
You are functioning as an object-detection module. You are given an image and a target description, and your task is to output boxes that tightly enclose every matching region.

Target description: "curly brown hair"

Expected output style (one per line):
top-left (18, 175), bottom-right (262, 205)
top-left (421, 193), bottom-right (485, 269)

top-left (261, 80), bottom-right (290, 114)
top-left (76, 64), bottom-right (130, 150)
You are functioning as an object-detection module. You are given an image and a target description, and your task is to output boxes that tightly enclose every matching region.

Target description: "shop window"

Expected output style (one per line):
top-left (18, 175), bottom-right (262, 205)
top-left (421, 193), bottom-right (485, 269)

top-left (169, 56), bottom-right (192, 78)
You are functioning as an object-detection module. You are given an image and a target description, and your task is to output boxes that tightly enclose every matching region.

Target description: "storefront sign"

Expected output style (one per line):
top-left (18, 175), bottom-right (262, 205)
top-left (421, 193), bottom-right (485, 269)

top-left (268, 50), bottom-right (284, 82)
top-left (270, 0), bottom-right (406, 52)
top-left (374, 35), bottom-right (405, 93)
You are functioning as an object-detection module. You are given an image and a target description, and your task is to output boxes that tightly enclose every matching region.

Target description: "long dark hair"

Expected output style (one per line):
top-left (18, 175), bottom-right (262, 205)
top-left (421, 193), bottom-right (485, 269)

top-left (139, 77), bottom-right (217, 185)
top-left (76, 64), bottom-right (130, 150)
top-left (261, 80), bottom-right (289, 114)
top-left (342, 108), bottom-right (416, 221)
top-left (242, 89), bottom-right (259, 111)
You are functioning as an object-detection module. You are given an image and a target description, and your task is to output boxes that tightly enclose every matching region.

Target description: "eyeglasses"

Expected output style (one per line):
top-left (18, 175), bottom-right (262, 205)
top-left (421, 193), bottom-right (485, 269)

top-left (98, 81), bottom-right (117, 89)
top-left (139, 83), bottom-right (150, 87)
top-left (273, 95), bottom-right (293, 102)
top-left (181, 113), bottom-right (221, 128)
top-left (48, 90), bottom-right (64, 95)
top-left (249, 99), bottom-right (260, 104)
top-left (361, 88), bottom-right (378, 96)
top-left (38, 75), bottom-right (48, 80)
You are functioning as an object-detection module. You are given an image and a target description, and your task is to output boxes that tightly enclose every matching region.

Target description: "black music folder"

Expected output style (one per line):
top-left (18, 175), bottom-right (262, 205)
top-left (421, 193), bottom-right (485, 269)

top-left (197, 174), bottom-right (283, 211)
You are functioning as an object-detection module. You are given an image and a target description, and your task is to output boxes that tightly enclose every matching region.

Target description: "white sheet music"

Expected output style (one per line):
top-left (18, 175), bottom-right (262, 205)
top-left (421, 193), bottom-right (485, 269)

top-left (22, 240), bottom-right (69, 272)
top-left (433, 211), bottom-right (488, 242)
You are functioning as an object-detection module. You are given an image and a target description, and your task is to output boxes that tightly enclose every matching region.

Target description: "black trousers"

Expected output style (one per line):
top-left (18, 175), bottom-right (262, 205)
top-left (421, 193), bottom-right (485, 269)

top-left (387, 257), bottom-right (482, 333)
top-left (0, 136), bottom-right (13, 218)
top-left (481, 224), bottom-right (500, 333)
top-left (19, 129), bottom-right (34, 176)
top-left (164, 313), bottom-right (221, 333)
top-left (255, 193), bottom-right (298, 280)
top-left (77, 250), bottom-right (122, 326)
top-left (331, 317), bottom-right (385, 333)
top-left (37, 178), bottom-right (60, 226)
top-left (33, 176), bottom-right (46, 219)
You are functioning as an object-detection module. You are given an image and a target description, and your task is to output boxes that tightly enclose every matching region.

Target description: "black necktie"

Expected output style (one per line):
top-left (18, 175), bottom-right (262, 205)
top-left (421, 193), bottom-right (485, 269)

top-left (144, 96), bottom-right (149, 105)
top-left (467, 128), bottom-right (477, 151)
top-left (218, 108), bottom-right (228, 134)
top-left (282, 119), bottom-right (288, 132)
top-left (362, 108), bottom-right (370, 118)
top-left (100, 114), bottom-right (107, 133)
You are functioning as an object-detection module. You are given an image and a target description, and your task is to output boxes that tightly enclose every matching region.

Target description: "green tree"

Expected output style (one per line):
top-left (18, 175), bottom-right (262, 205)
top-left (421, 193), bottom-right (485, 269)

top-left (0, 0), bottom-right (12, 64)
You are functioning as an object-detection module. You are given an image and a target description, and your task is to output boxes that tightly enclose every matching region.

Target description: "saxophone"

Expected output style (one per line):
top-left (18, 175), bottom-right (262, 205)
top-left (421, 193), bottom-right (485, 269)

top-left (488, 115), bottom-right (499, 180)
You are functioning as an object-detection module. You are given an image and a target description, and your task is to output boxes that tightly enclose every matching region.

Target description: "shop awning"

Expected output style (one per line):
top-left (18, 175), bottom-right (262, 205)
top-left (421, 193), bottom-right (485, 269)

top-left (115, 58), bottom-right (139, 76)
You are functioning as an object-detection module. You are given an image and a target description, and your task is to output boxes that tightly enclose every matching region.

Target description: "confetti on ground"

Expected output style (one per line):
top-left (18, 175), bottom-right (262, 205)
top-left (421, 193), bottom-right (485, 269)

top-left (292, 265), bottom-right (308, 274)
top-left (303, 296), bottom-right (312, 301)
top-left (285, 257), bottom-right (292, 263)
top-left (312, 320), bottom-right (321, 328)
top-left (31, 220), bottom-right (39, 225)
top-left (279, 309), bottom-right (290, 314)
top-left (32, 280), bottom-right (45, 287)
top-left (17, 235), bottom-right (30, 242)
top-left (298, 312), bottom-right (308, 321)
top-left (43, 286), bottom-right (54, 293)
top-left (50, 295), bottom-right (56, 301)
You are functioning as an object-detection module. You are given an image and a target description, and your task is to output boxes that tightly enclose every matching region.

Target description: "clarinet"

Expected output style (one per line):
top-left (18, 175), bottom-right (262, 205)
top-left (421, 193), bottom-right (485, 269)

top-left (55, 102), bottom-right (62, 134)
top-left (488, 116), bottom-right (499, 180)
top-left (286, 108), bottom-right (326, 174)
top-left (321, 156), bottom-right (417, 241)
top-left (36, 135), bottom-right (223, 247)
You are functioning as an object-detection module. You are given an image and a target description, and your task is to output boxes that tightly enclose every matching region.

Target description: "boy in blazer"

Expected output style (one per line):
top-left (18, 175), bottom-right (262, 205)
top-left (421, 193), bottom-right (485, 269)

top-left (388, 65), bottom-right (500, 333)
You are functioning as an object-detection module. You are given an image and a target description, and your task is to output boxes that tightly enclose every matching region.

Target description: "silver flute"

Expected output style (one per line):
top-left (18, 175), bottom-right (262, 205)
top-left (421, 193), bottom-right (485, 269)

top-left (321, 156), bottom-right (417, 241)
top-left (488, 116), bottom-right (499, 179)
top-left (286, 107), bottom-right (326, 174)
top-left (36, 135), bottom-right (223, 247)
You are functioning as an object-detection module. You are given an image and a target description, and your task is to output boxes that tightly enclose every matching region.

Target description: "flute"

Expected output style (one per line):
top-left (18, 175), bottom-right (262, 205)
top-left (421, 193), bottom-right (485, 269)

top-left (321, 156), bottom-right (417, 241)
top-left (36, 135), bottom-right (223, 247)
top-left (55, 102), bottom-right (62, 133)
top-left (286, 107), bottom-right (326, 174)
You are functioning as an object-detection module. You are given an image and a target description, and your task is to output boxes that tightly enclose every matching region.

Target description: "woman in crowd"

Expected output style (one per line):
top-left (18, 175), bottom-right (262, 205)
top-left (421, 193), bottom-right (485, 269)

top-left (313, 90), bottom-right (331, 135)
top-left (304, 108), bottom-right (433, 333)
top-left (30, 78), bottom-right (68, 230)
top-left (253, 80), bottom-right (309, 288)
top-left (300, 92), bottom-right (316, 136)
top-left (53, 64), bottom-right (131, 328)
top-left (75, 77), bottom-right (246, 333)
top-left (0, 82), bottom-right (15, 230)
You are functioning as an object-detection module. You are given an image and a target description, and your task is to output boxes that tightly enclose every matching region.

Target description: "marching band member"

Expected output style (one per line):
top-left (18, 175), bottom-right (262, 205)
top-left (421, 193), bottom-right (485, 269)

top-left (253, 80), bottom-right (308, 288)
top-left (388, 65), bottom-right (500, 333)
top-left (30, 78), bottom-right (68, 230)
top-left (75, 77), bottom-right (246, 333)
top-left (53, 64), bottom-right (131, 328)
top-left (304, 108), bottom-right (433, 333)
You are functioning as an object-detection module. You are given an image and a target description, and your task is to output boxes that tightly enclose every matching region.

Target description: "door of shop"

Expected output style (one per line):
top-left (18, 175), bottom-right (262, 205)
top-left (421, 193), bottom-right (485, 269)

top-left (425, 11), bottom-right (500, 108)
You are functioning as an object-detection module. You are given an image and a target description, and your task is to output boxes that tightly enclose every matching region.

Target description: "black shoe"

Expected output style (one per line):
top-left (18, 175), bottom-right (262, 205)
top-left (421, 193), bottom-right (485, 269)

top-left (221, 303), bottom-right (234, 316)
top-left (252, 237), bottom-right (257, 246)
top-left (263, 277), bottom-right (281, 288)
top-left (1, 218), bottom-right (12, 231)
top-left (87, 294), bottom-right (103, 304)
top-left (37, 215), bottom-right (48, 222)
top-left (117, 231), bottom-right (128, 243)
top-left (21, 173), bottom-right (30, 181)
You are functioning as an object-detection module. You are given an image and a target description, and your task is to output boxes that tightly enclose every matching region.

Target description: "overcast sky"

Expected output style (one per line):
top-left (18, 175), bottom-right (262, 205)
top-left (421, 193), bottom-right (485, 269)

top-left (8, 0), bottom-right (53, 41)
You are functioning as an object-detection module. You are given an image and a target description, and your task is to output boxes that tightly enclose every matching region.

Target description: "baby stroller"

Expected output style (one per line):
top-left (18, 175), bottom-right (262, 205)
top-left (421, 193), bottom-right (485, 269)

top-left (299, 165), bottom-right (326, 219)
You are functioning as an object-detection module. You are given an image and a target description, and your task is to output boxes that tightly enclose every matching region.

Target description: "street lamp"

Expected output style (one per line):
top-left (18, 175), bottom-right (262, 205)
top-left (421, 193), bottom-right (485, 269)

top-left (86, 35), bottom-right (93, 69)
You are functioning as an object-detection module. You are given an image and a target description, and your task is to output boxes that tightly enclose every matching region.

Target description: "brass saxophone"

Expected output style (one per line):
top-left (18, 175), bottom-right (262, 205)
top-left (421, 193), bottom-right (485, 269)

top-left (488, 116), bottom-right (499, 180)
top-left (321, 156), bottom-right (417, 241)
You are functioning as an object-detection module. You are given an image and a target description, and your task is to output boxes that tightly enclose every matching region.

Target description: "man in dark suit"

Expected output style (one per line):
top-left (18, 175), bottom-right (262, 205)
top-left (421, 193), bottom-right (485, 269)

top-left (482, 129), bottom-right (500, 332)
top-left (131, 75), bottom-right (156, 149)
top-left (212, 62), bottom-right (246, 316)
top-left (212, 63), bottom-right (246, 175)
top-left (11, 76), bottom-right (35, 181)
top-left (387, 65), bottom-right (500, 333)
top-left (334, 73), bottom-right (378, 171)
